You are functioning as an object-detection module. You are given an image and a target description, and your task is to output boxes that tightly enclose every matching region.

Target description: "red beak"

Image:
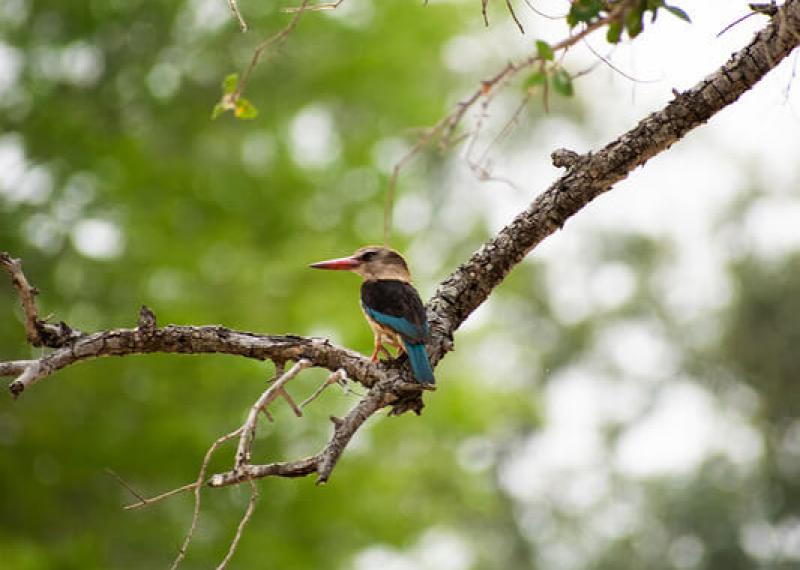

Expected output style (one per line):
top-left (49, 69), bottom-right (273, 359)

top-left (309, 256), bottom-right (361, 270)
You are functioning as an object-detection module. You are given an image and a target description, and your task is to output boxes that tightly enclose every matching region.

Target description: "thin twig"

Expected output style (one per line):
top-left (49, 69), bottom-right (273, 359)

top-left (278, 387), bottom-right (304, 417)
top-left (0, 253), bottom-right (39, 345)
top-left (301, 369), bottom-right (348, 408)
top-left (465, 92), bottom-right (531, 190)
top-left (465, 57), bottom-right (520, 171)
top-left (233, 0), bottom-right (312, 101)
top-left (227, 0), bottom-right (249, 31)
top-left (382, 13), bottom-right (616, 243)
top-left (170, 428), bottom-right (243, 570)
top-left (718, 2), bottom-right (778, 37)
top-left (215, 480), bottom-right (259, 570)
top-left (282, 0), bottom-right (344, 13)
top-left (505, 0), bottom-right (525, 34)
top-left (124, 481), bottom-right (200, 511)
top-left (581, 38), bottom-right (659, 83)
top-left (520, 0), bottom-right (564, 20)
top-left (1, 252), bottom-right (82, 350)
top-left (784, 49), bottom-right (799, 102)
top-left (718, 11), bottom-right (758, 37)
top-left (234, 359), bottom-right (311, 471)
top-left (106, 468), bottom-right (147, 504)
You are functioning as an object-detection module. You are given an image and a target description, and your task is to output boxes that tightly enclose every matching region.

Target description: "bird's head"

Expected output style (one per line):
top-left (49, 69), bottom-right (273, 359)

top-left (310, 246), bottom-right (411, 281)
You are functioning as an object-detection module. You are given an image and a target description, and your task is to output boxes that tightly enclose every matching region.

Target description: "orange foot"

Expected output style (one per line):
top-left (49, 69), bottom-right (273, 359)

top-left (370, 339), bottom-right (392, 362)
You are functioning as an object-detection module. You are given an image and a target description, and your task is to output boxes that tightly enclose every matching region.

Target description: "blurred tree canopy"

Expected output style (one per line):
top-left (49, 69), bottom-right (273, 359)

top-left (2, 0), bottom-right (800, 569)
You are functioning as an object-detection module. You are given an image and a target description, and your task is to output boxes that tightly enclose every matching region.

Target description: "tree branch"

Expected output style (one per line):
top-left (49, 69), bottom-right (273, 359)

top-left (0, 3), bottom-right (798, 559)
top-left (0, 252), bottom-right (81, 347)
top-left (215, 480), bottom-right (259, 570)
top-left (208, 379), bottom-right (387, 486)
top-left (426, 0), bottom-right (800, 364)
top-left (0, 310), bottom-right (378, 397)
top-left (235, 359), bottom-right (310, 471)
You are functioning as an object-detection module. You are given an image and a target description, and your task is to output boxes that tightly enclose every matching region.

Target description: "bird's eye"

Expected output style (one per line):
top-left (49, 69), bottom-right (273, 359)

top-left (360, 251), bottom-right (377, 261)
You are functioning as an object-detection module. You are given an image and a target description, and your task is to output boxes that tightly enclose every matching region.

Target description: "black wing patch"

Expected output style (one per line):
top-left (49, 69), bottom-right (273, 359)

top-left (360, 280), bottom-right (429, 343)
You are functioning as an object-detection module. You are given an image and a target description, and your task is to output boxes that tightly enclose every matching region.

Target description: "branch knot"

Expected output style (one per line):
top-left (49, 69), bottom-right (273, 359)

top-left (137, 305), bottom-right (158, 336)
top-left (551, 148), bottom-right (583, 169)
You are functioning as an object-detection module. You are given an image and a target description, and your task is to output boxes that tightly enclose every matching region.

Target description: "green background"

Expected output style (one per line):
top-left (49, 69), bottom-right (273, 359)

top-left (2, 1), bottom-right (799, 568)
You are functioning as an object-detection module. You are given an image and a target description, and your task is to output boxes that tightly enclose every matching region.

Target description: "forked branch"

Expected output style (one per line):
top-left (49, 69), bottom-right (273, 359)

top-left (0, 252), bottom-right (81, 347)
top-left (2, 2), bottom-right (799, 567)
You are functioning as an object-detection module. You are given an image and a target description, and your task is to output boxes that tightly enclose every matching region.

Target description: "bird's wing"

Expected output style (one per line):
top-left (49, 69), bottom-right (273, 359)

top-left (360, 280), bottom-right (429, 343)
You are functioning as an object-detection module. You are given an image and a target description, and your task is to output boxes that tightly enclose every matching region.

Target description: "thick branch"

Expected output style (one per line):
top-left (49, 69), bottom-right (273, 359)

top-left (426, 0), bottom-right (800, 361)
top-left (4, 5), bottom-right (795, 403)
top-left (1, 0), bottom-right (798, 500)
top-left (316, 381), bottom-right (387, 482)
top-left (0, 321), bottom-right (378, 397)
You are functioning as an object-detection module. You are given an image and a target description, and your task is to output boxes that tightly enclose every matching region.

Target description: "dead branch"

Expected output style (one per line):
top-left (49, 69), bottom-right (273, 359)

top-left (3, 0), bottom-right (798, 489)
top-left (215, 480), bottom-right (259, 570)
top-left (235, 359), bottom-right (311, 471)
top-left (426, 0), bottom-right (800, 367)
top-left (301, 368), bottom-right (348, 408)
top-left (208, 379), bottom-right (387, 487)
top-left (227, 0), bottom-right (249, 32)
top-left (124, 481), bottom-right (200, 511)
top-left (505, 0), bottom-right (525, 34)
top-left (0, 309), bottom-right (377, 398)
top-left (383, 13), bottom-right (615, 242)
top-left (233, 0), bottom-right (311, 102)
top-left (106, 468), bottom-right (148, 504)
top-left (0, 252), bottom-right (81, 347)
top-left (1, 2), bottom-right (799, 565)
top-left (170, 428), bottom-right (243, 570)
top-left (282, 0), bottom-right (344, 13)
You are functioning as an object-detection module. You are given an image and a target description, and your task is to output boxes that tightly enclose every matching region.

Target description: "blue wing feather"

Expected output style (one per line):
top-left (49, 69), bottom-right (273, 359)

top-left (404, 342), bottom-right (435, 384)
top-left (364, 306), bottom-right (426, 341)
top-left (360, 279), bottom-right (435, 384)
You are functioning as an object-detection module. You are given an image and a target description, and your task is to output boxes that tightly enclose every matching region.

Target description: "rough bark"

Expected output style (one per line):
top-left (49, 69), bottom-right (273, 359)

top-left (427, 0), bottom-right (800, 362)
top-left (2, 316), bottom-right (377, 396)
top-left (2, 1), bottom-right (800, 488)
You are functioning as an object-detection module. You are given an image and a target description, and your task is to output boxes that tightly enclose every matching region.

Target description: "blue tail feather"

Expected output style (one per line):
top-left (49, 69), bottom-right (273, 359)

top-left (404, 342), bottom-right (435, 384)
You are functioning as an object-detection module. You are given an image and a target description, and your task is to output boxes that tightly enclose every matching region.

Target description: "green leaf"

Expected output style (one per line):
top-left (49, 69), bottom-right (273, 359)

top-left (566, 10), bottom-right (578, 28)
top-left (234, 98), bottom-right (258, 119)
top-left (664, 4), bottom-right (691, 23)
top-left (211, 102), bottom-right (227, 120)
top-left (523, 70), bottom-right (547, 89)
top-left (567, 0), bottom-right (603, 27)
top-left (606, 20), bottom-right (622, 44)
top-left (552, 68), bottom-right (574, 97)
top-left (625, 8), bottom-right (644, 38)
top-left (222, 73), bottom-right (239, 94)
top-left (535, 40), bottom-right (554, 61)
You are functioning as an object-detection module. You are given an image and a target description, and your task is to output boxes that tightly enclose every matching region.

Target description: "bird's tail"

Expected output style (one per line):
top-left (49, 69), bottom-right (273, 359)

top-left (403, 342), bottom-right (435, 385)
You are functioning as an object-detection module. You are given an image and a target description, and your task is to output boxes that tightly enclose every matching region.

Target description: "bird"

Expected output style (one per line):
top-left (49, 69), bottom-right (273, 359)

top-left (310, 246), bottom-right (435, 385)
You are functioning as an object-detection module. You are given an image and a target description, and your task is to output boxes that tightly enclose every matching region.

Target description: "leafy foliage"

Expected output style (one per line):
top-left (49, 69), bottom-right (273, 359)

top-left (566, 0), bottom-right (691, 43)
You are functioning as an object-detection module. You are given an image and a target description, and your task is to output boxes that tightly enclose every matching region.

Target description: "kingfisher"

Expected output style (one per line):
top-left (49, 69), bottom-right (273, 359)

top-left (310, 246), bottom-right (435, 385)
